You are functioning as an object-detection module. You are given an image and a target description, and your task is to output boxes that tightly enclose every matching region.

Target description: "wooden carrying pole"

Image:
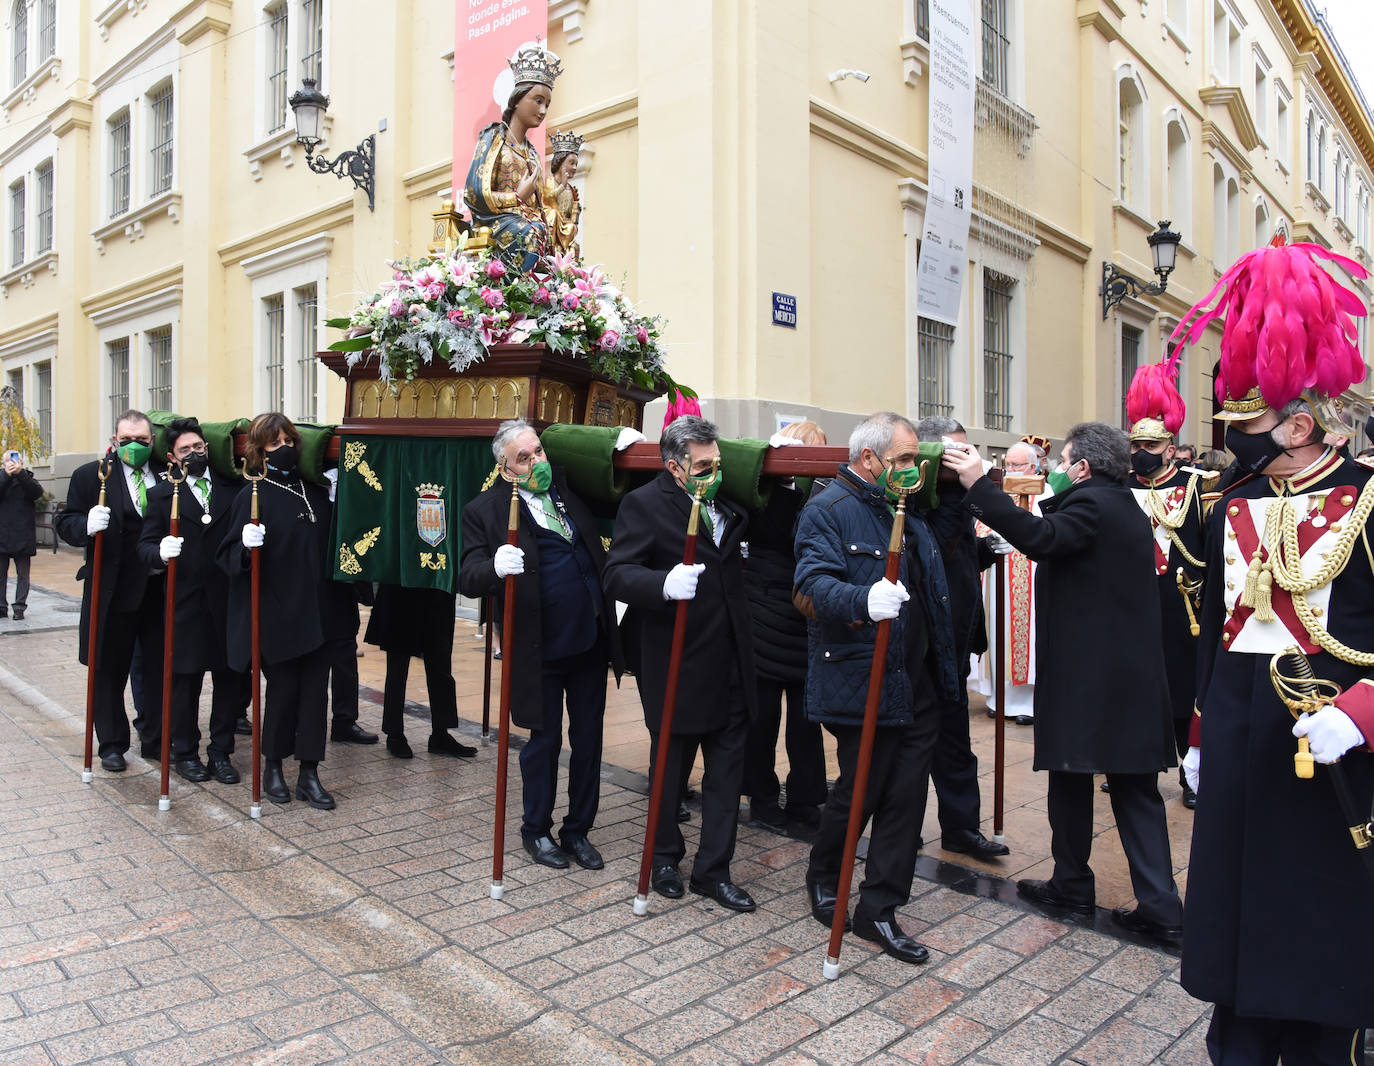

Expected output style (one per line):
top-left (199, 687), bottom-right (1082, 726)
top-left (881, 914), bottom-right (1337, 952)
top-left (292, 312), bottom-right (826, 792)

top-left (482, 595), bottom-right (494, 741)
top-left (490, 477), bottom-right (521, 899)
top-left (80, 454), bottom-right (114, 784)
top-left (157, 468), bottom-right (185, 811)
top-left (632, 464), bottom-right (714, 916)
top-left (242, 461), bottom-right (266, 820)
top-left (992, 555), bottom-right (1006, 842)
top-left (823, 467), bottom-right (926, 980)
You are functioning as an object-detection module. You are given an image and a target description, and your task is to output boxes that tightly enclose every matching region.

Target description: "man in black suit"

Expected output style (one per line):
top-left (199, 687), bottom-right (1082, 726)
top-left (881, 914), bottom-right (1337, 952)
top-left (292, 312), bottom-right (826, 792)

top-left (55, 409), bottom-right (166, 772)
top-left (603, 415), bottom-right (758, 912)
top-left (460, 419), bottom-right (623, 871)
top-left (136, 418), bottom-right (247, 784)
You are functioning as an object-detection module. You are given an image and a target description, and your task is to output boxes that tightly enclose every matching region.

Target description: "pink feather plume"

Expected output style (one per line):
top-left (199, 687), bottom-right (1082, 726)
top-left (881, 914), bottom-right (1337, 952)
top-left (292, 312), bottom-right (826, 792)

top-left (661, 389), bottom-right (702, 433)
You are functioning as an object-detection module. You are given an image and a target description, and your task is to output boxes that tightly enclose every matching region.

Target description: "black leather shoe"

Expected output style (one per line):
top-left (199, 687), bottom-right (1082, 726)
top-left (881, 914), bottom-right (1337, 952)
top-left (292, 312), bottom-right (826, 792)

top-left (1016, 878), bottom-right (1094, 916)
top-left (1111, 905), bottom-right (1183, 947)
top-left (690, 880), bottom-right (756, 912)
top-left (941, 828), bottom-right (1010, 859)
top-left (234, 716), bottom-right (252, 736)
top-left (11, 607), bottom-right (23, 621)
top-left (386, 734), bottom-right (413, 759)
top-left (1181, 783), bottom-right (1197, 810)
top-left (207, 756), bottom-right (240, 784)
top-left (853, 914), bottom-right (930, 964)
top-left (428, 731), bottom-right (477, 758)
top-left (750, 800), bottom-right (787, 831)
top-left (558, 833), bottom-right (604, 870)
top-left (263, 760), bottom-right (290, 804)
top-left (99, 751), bottom-right (127, 772)
top-left (806, 879), bottom-right (850, 930)
top-left (1014, 714), bottom-right (1033, 726)
top-left (1099, 779), bottom-right (1111, 793)
top-left (651, 864), bottom-right (684, 899)
top-left (676, 801), bottom-right (690, 824)
top-left (295, 764), bottom-right (336, 810)
top-left (331, 721), bottom-right (378, 745)
top-left (523, 835), bottom-right (570, 869)
top-left (173, 756), bottom-right (211, 783)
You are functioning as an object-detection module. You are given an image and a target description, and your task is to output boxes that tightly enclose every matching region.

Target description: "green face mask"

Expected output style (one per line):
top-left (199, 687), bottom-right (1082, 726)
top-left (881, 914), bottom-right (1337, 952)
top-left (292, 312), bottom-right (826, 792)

top-left (877, 463), bottom-right (923, 502)
top-left (523, 460), bottom-right (553, 493)
top-left (117, 440), bottom-right (152, 469)
top-left (685, 468), bottom-right (722, 502)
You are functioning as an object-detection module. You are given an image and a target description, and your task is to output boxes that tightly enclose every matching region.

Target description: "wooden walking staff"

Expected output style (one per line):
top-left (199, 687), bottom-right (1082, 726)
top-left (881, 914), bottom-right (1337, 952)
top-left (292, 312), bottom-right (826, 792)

top-left (490, 472), bottom-right (522, 899)
top-left (157, 466), bottom-right (186, 811)
top-left (632, 459), bottom-right (716, 917)
top-left (241, 460), bottom-right (267, 820)
top-left (822, 464), bottom-right (927, 980)
top-left (481, 595), bottom-right (494, 742)
top-left (80, 452), bottom-right (114, 784)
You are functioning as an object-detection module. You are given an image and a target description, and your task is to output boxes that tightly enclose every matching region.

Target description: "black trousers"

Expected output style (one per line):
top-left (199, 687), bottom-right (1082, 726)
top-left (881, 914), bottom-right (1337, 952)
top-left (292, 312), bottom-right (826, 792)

top-left (0, 554), bottom-right (30, 609)
top-left (262, 649), bottom-right (329, 762)
top-left (91, 584), bottom-right (165, 758)
top-left (1206, 1005), bottom-right (1367, 1066)
top-left (381, 648), bottom-right (459, 736)
top-left (808, 713), bottom-right (938, 921)
top-left (519, 642), bottom-right (606, 839)
top-left (171, 668), bottom-right (247, 760)
top-left (647, 687), bottom-right (749, 886)
top-left (324, 635), bottom-right (359, 725)
top-left (1046, 770), bottom-right (1183, 925)
top-left (743, 678), bottom-right (827, 810)
top-left (930, 655), bottom-right (982, 834)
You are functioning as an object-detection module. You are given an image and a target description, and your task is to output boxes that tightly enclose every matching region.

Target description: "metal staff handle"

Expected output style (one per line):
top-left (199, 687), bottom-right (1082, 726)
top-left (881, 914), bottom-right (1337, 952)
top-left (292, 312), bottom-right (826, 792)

top-left (158, 466), bottom-right (186, 811)
top-left (992, 553), bottom-right (1006, 843)
top-left (491, 472), bottom-right (522, 900)
top-left (482, 595), bottom-right (494, 742)
top-left (822, 461), bottom-right (929, 979)
top-left (81, 452), bottom-right (114, 784)
top-left (242, 460), bottom-right (266, 820)
top-left (633, 458), bottom-right (718, 916)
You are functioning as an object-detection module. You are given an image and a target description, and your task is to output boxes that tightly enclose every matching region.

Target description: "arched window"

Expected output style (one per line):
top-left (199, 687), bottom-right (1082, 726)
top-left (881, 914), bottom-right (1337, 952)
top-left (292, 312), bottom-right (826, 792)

top-left (1213, 163), bottom-right (1227, 262)
top-left (1227, 176), bottom-right (1241, 262)
top-left (37, 0), bottom-right (54, 61)
top-left (1306, 112), bottom-right (1316, 183)
top-left (1336, 150), bottom-right (1345, 214)
top-left (1165, 114), bottom-right (1192, 235)
top-left (10, 0), bottom-right (26, 87)
top-left (1318, 124), bottom-right (1327, 192)
top-left (1254, 198), bottom-right (1269, 247)
top-left (1117, 69), bottom-right (1148, 212)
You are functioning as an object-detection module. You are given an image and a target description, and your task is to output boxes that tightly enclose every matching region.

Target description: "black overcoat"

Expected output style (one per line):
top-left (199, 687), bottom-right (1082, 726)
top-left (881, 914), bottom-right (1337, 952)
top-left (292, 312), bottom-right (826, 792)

top-left (741, 482), bottom-right (809, 684)
top-left (963, 475), bottom-right (1175, 773)
top-left (0, 467), bottom-right (43, 556)
top-left (602, 471), bottom-right (758, 735)
top-left (136, 472), bottom-right (243, 673)
top-left (55, 458), bottom-right (166, 667)
top-left (458, 467), bottom-right (624, 731)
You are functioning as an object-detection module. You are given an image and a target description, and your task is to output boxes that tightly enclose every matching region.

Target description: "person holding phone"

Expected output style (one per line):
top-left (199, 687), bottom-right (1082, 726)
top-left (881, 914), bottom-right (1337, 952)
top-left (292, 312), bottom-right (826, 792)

top-left (0, 448), bottom-right (43, 621)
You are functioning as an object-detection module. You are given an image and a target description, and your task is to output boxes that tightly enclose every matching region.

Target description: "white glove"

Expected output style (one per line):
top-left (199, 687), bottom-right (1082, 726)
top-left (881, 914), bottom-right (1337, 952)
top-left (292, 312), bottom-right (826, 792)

top-left (86, 505), bottom-right (111, 535)
top-left (614, 427), bottom-right (646, 451)
top-left (1293, 706), bottom-right (1366, 764)
top-left (494, 543), bottom-right (525, 578)
top-left (768, 432), bottom-right (805, 448)
top-left (241, 523), bottom-right (266, 549)
top-left (985, 532), bottom-right (1014, 556)
top-left (323, 468), bottom-right (339, 503)
top-left (1182, 746), bottom-right (1200, 795)
top-left (158, 535), bottom-right (183, 562)
top-left (866, 578), bottom-right (910, 621)
top-left (663, 562), bottom-right (705, 600)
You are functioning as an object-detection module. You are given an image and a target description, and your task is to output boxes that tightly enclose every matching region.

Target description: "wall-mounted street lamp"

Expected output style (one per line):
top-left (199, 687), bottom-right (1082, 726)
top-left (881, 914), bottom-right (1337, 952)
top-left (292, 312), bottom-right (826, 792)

top-left (288, 78), bottom-right (376, 212)
top-left (1100, 220), bottom-right (1182, 319)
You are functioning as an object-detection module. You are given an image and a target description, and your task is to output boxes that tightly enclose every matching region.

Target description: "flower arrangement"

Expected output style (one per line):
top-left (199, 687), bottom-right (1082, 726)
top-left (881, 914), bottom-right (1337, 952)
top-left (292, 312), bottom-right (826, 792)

top-left (326, 248), bottom-right (689, 398)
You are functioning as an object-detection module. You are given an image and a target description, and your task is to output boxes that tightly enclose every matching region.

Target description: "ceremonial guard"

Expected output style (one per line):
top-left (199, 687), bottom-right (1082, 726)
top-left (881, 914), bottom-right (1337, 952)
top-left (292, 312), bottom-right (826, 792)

top-left (1125, 359), bottom-right (1206, 808)
top-left (1174, 237), bottom-right (1374, 1063)
top-left (603, 415), bottom-right (757, 911)
top-left (459, 419), bottom-right (623, 871)
top-left (136, 418), bottom-right (246, 783)
top-left (55, 410), bottom-right (165, 771)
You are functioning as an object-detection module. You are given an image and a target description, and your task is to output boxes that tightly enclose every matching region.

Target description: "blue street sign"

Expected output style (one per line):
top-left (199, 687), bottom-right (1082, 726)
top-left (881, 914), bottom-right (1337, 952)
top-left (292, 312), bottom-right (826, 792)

top-left (771, 292), bottom-right (797, 328)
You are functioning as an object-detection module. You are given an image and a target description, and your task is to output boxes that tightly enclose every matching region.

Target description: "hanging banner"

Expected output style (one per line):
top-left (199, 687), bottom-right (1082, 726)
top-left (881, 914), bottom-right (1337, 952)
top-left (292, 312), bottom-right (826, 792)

top-left (451, 0), bottom-right (551, 201)
top-left (916, 0), bottom-right (977, 326)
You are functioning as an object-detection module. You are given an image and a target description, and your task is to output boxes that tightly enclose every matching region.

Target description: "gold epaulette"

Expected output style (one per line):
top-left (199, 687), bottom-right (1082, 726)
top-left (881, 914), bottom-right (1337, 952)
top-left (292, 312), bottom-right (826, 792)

top-left (1201, 489), bottom-right (1223, 521)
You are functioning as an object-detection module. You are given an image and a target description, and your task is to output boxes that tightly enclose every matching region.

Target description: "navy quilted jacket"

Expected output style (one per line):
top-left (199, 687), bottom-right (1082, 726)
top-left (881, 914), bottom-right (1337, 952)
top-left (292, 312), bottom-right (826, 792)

top-left (793, 465), bottom-right (959, 726)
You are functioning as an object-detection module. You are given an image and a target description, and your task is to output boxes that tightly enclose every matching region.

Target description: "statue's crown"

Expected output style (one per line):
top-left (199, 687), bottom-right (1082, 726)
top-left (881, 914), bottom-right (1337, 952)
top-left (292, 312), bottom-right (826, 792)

top-left (416, 482), bottom-right (444, 497)
top-left (549, 129), bottom-right (584, 155)
top-left (508, 46), bottom-right (562, 89)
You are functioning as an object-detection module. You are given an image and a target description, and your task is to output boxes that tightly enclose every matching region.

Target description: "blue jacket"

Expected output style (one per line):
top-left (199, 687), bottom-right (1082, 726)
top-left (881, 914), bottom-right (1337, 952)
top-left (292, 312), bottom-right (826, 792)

top-left (793, 464), bottom-right (959, 726)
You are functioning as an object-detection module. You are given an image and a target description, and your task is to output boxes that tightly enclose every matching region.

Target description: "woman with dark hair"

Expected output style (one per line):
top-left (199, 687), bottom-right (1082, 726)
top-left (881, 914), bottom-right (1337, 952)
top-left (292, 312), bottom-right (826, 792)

top-left (462, 46), bottom-right (563, 273)
top-left (217, 412), bottom-right (338, 809)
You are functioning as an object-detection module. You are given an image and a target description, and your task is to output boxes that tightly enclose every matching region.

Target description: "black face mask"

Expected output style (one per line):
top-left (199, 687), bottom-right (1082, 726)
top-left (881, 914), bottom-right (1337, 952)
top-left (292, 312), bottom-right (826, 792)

top-left (1225, 424), bottom-right (1285, 475)
top-left (267, 444), bottom-right (299, 473)
top-left (1130, 449), bottom-right (1166, 477)
top-left (181, 453), bottom-right (209, 478)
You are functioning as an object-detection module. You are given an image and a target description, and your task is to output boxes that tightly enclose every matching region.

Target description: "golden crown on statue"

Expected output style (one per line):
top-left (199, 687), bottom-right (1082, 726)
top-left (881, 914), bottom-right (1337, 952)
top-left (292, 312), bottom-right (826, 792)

top-left (415, 482), bottom-right (444, 498)
top-left (508, 46), bottom-right (563, 89)
top-left (549, 129), bottom-right (584, 155)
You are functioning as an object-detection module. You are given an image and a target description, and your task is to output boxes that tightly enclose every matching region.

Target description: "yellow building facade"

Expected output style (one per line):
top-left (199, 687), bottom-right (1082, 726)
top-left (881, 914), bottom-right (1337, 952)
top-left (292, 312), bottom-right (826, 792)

top-left (1, 0), bottom-right (1371, 488)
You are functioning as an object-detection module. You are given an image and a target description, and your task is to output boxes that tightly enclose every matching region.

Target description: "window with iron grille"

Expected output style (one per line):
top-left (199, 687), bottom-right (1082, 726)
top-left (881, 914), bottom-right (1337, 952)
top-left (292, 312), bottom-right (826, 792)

top-left (6, 369), bottom-right (22, 413)
top-left (295, 284), bottom-right (319, 422)
top-left (981, 0), bottom-right (1009, 96)
top-left (267, 4), bottom-right (288, 133)
top-left (301, 0), bottom-right (324, 84)
top-left (147, 327), bottom-right (173, 410)
top-left (918, 316), bottom-right (955, 418)
top-left (265, 295), bottom-right (286, 412)
top-left (109, 111), bottom-right (130, 217)
top-left (917, 0), bottom-right (929, 40)
top-left (10, 0), bottom-right (25, 88)
top-left (35, 160), bottom-right (52, 253)
top-left (1121, 324), bottom-right (1142, 430)
top-left (35, 361), bottom-right (51, 452)
top-left (983, 273), bottom-right (1014, 431)
top-left (149, 84), bottom-right (174, 196)
top-left (37, 0), bottom-right (54, 59)
top-left (108, 339), bottom-right (130, 428)
top-left (8, 179), bottom-right (22, 268)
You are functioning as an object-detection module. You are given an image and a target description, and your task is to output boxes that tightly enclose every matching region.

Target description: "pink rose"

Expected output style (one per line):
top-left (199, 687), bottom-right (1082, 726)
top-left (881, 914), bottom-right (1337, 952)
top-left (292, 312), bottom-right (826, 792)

top-left (423, 282), bottom-right (446, 301)
top-left (480, 287), bottom-right (505, 309)
top-left (600, 330), bottom-right (620, 350)
top-left (485, 259), bottom-right (507, 279)
top-left (636, 325), bottom-right (649, 345)
top-left (562, 293), bottom-right (581, 311)
top-left (447, 308), bottom-right (469, 326)
top-left (389, 298), bottom-right (406, 317)
top-left (534, 286), bottom-right (552, 305)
